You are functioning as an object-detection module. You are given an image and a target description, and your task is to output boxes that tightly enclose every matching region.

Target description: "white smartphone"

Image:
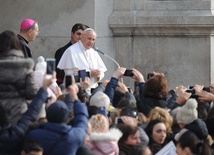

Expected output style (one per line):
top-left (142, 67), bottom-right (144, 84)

top-left (46, 58), bottom-right (55, 77)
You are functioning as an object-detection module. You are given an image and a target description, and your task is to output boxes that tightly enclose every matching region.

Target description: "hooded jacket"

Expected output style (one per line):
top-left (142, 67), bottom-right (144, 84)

top-left (0, 49), bottom-right (38, 124)
top-left (86, 128), bottom-right (122, 155)
top-left (185, 118), bottom-right (208, 141)
top-left (25, 95), bottom-right (88, 155)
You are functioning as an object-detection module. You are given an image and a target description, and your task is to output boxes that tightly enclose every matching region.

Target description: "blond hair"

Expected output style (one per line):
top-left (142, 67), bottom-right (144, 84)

top-left (147, 107), bottom-right (173, 133)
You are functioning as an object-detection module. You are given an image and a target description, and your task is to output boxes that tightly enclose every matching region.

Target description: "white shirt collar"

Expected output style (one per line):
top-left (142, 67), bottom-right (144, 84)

top-left (78, 40), bottom-right (87, 52)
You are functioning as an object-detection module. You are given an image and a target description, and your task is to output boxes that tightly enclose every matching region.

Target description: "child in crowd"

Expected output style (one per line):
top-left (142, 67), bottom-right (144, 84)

top-left (86, 114), bottom-right (122, 155)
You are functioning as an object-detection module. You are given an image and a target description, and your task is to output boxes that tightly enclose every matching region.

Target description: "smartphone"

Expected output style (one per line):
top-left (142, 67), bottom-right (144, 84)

top-left (126, 86), bottom-right (131, 93)
top-left (65, 75), bottom-right (72, 88)
top-left (98, 106), bottom-right (106, 117)
top-left (74, 73), bottom-right (80, 83)
top-left (86, 71), bottom-right (90, 78)
top-left (115, 117), bottom-right (124, 124)
top-left (124, 69), bottom-right (133, 76)
top-left (78, 69), bottom-right (87, 82)
top-left (46, 58), bottom-right (55, 75)
top-left (147, 73), bottom-right (154, 80)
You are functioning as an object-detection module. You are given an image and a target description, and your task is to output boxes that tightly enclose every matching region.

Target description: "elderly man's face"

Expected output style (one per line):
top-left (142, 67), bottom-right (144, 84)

top-left (81, 30), bottom-right (96, 50)
top-left (28, 23), bottom-right (39, 42)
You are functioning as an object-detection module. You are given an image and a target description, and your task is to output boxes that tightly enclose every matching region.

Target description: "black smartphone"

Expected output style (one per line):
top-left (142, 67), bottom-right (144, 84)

top-left (115, 117), bottom-right (124, 124)
top-left (65, 75), bottom-right (72, 88)
top-left (46, 58), bottom-right (55, 75)
top-left (147, 73), bottom-right (154, 80)
top-left (126, 86), bottom-right (131, 92)
top-left (78, 69), bottom-right (87, 82)
top-left (124, 69), bottom-right (133, 76)
top-left (86, 71), bottom-right (90, 78)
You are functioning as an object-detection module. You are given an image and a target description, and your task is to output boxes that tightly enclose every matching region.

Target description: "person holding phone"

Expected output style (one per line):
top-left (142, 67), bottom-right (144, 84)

top-left (25, 76), bottom-right (89, 155)
top-left (131, 69), bottom-right (169, 116)
top-left (0, 30), bottom-right (38, 125)
top-left (104, 67), bottom-right (136, 107)
top-left (57, 28), bottom-right (107, 94)
top-left (0, 72), bottom-right (56, 155)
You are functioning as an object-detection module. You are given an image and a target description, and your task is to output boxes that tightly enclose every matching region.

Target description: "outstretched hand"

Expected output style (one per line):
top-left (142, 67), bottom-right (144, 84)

top-left (131, 68), bottom-right (145, 83)
top-left (80, 77), bottom-right (90, 90)
top-left (196, 91), bottom-right (214, 103)
top-left (66, 75), bottom-right (79, 101)
top-left (43, 72), bottom-right (56, 89)
top-left (113, 67), bottom-right (126, 79)
top-left (175, 85), bottom-right (191, 104)
top-left (153, 71), bottom-right (164, 77)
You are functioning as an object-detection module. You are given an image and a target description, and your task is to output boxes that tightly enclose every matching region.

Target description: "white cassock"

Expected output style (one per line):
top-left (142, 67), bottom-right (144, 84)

top-left (57, 40), bottom-right (107, 89)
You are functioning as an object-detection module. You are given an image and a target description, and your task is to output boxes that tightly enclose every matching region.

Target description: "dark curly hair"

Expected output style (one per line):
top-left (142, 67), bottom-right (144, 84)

top-left (144, 74), bottom-right (168, 100)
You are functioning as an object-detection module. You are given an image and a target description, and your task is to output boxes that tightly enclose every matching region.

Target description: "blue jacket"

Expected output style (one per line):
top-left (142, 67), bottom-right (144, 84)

top-left (26, 96), bottom-right (88, 155)
top-left (0, 88), bottom-right (47, 155)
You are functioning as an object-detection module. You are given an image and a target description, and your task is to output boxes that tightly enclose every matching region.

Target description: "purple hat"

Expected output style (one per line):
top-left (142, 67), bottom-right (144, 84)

top-left (20, 18), bottom-right (35, 30)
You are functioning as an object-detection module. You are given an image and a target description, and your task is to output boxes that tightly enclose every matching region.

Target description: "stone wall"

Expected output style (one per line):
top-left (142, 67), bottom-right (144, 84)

top-left (0, 0), bottom-right (115, 80)
top-left (1, 0), bottom-right (214, 89)
top-left (109, 0), bottom-right (214, 89)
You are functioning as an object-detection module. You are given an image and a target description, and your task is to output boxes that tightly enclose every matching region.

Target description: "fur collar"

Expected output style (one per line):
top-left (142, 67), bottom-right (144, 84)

top-left (90, 128), bottom-right (122, 141)
top-left (0, 58), bottom-right (34, 69)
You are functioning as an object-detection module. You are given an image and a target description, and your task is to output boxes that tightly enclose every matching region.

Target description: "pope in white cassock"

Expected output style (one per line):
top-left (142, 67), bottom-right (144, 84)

top-left (57, 28), bottom-right (107, 91)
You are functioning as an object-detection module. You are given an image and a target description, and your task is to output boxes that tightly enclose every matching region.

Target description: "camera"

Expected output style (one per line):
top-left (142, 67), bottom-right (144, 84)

top-left (74, 70), bottom-right (90, 83)
top-left (186, 86), bottom-right (195, 94)
top-left (186, 85), bottom-right (210, 99)
top-left (186, 86), bottom-right (210, 93)
top-left (147, 73), bottom-right (154, 80)
top-left (124, 69), bottom-right (133, 76)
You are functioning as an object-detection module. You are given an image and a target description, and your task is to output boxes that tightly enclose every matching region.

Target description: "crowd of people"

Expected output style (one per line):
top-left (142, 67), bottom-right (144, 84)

top-left (0, 18), bottom-right (214, 155)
